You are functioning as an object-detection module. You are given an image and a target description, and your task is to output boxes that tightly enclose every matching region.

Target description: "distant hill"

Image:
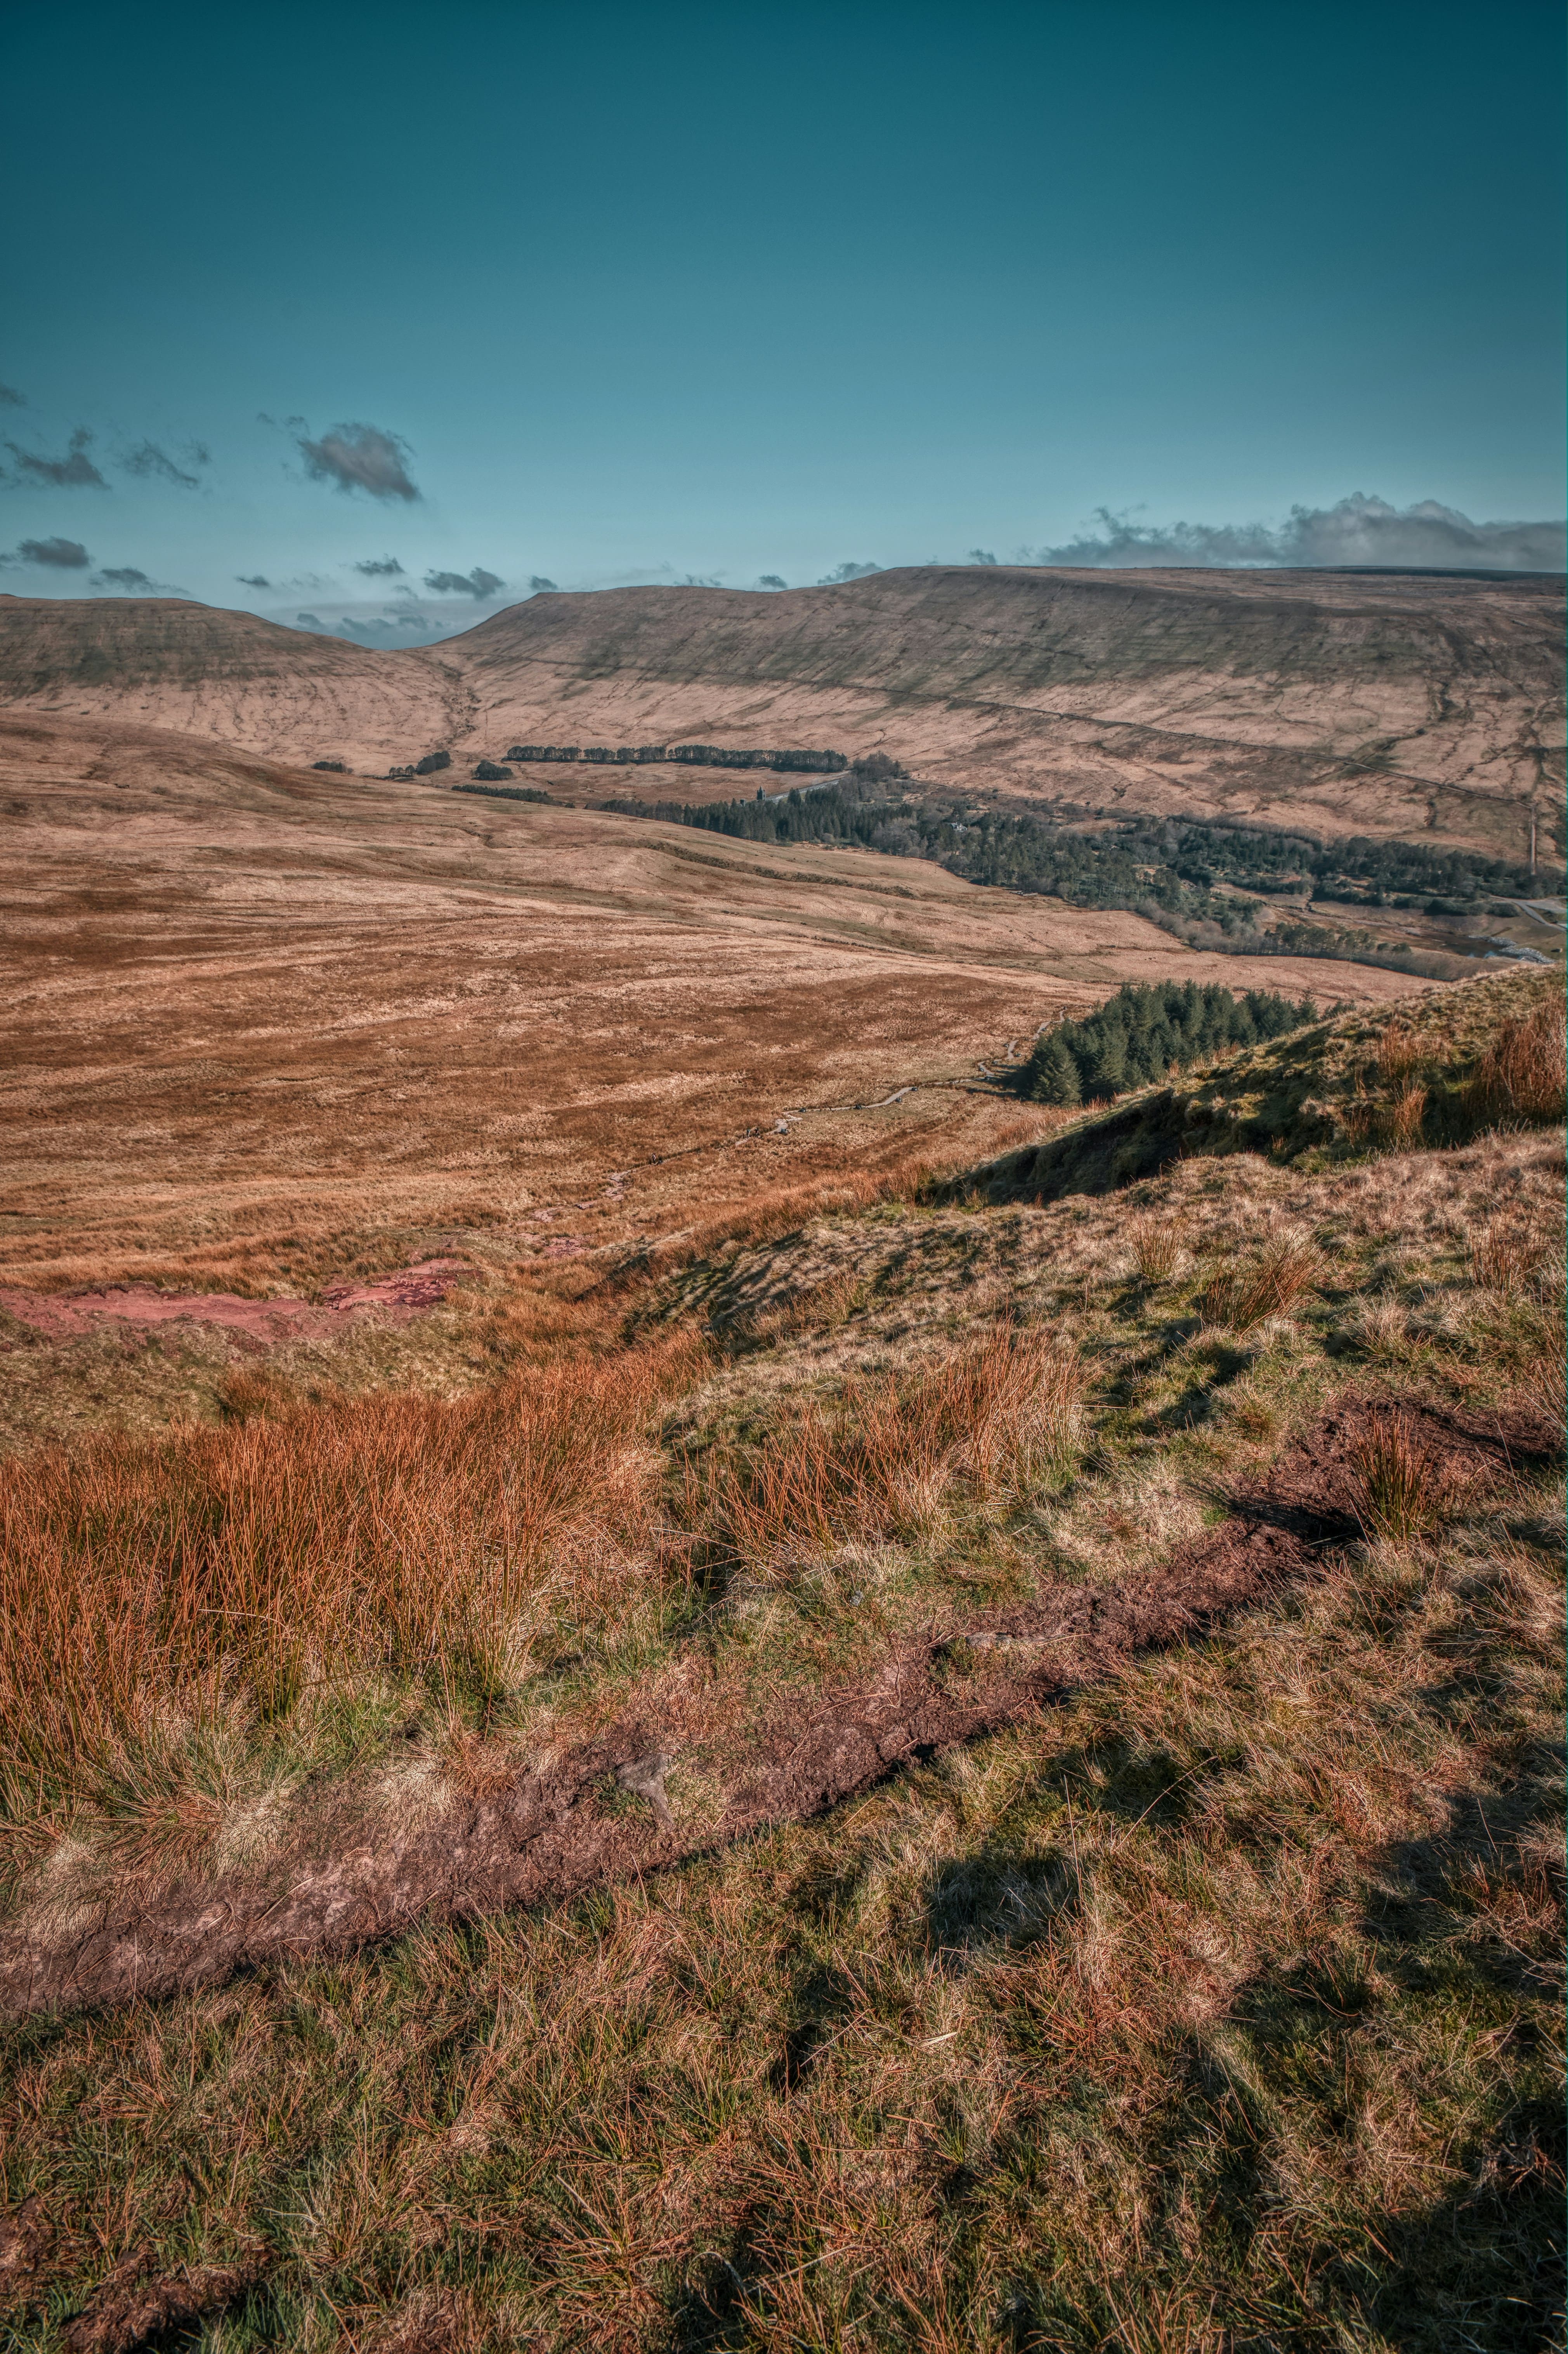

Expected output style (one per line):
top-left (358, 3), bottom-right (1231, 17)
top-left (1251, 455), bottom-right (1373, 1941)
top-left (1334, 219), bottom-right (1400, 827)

top-left (0, 592), bottom-right (457, 768)
top-left (2, 565), bottom-right (1561, 858)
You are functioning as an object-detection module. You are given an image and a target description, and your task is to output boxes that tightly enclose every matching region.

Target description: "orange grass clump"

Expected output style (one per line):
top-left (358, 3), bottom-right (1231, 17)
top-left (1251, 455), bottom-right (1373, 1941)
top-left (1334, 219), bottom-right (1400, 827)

top-left (1375, 1021), bottom-right (1421, 1087)
top-left (692, 1327), bottom-right (1083, 1576)
top-left (1198, 1239), bottom-right (1322, 1333)
top-left (1465, 992), bottom-right (1567, 1127)
top-left (1350, 1410), bottom-right (1457, 1541)
top-left (1127, 1215), bottom-right (1182, 1284)
top-left (0, 1340), bottom-right (701, 1803)
top-left (1384, 1083), bottom-right (1428, 1147)
top-left (1469, 1218), bottom-right (1547, 1295)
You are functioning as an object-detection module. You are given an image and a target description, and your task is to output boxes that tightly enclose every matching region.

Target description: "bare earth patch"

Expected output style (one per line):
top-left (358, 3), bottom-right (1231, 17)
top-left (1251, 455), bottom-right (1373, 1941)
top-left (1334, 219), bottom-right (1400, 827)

top-left (0, 1259), bottom-right (470, 1348)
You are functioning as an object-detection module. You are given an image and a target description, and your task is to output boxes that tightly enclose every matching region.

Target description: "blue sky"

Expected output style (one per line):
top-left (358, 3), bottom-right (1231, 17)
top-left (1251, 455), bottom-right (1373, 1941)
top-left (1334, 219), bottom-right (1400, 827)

top-left (2, 0), bottom-right (1563, 642)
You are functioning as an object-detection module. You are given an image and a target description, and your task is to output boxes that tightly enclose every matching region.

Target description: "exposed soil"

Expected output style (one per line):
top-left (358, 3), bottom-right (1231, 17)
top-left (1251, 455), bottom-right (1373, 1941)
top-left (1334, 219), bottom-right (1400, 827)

top-left (3, 1392), bottom-right (1551, 2024)
top-left (61, 2248), bottom-right (264, 2354)
top-left (0, 1260), bottom-right (470, 1349)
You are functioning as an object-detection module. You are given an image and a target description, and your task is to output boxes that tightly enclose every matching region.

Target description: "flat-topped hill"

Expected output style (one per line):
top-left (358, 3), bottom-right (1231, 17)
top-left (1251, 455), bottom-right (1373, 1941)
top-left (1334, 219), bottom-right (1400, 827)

top-left (0, 592), bottom-right (456, 766)
top-left (2, 565), bottom-right (1561, 856)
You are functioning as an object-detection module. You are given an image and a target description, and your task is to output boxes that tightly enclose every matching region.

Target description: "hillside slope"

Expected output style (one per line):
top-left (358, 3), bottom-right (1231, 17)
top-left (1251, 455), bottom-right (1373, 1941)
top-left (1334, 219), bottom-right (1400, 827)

top-left (454, 565), bottom-right (1565, 854)
top-left (960, 966), bottom-right (1565, 1204)
top-left (0, 964), bottom-right (1561, 2349)
top-left (0, 592), bottom-right (455, 764)
top-left (2, 566), bottom-right (1561, 856)
top-left (1, 709), bottom-right (1426, 1384)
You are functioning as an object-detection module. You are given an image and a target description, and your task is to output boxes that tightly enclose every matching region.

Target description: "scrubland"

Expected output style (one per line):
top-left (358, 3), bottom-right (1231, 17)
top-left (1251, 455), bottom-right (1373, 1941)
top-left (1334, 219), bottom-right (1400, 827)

top-left (0, 968), bottom-right (1561, 2351)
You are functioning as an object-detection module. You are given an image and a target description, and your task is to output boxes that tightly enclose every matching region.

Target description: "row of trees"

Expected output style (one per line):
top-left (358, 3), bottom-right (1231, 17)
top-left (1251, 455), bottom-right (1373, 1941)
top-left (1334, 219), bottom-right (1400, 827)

top-left (1021, 981), bottom-right (1314, 1106)
top-left (506, 743), bottom-right (848, 772)
top-left (604, 778), bottom-right (892, 848)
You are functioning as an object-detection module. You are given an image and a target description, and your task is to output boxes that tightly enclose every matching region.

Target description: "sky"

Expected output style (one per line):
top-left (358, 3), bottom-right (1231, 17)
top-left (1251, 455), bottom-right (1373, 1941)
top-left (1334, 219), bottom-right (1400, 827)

top-left (2, 0), bottom-right (1563, 645)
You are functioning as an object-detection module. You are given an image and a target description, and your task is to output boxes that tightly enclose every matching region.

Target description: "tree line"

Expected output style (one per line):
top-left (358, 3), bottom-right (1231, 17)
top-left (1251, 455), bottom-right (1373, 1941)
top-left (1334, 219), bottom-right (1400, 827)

top-left (1021, 980), bottom-right (1313, 1106)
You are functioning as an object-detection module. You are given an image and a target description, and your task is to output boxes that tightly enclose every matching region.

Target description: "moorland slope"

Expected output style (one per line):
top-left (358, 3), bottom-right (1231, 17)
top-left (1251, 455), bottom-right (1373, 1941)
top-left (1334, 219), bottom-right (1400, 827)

top-left (3, 564), bottom-right (1562, 856)
top-left (0, 969), bottom-right (1561, 2349)
top-left (1, 706), bottom-right (1432, 1447)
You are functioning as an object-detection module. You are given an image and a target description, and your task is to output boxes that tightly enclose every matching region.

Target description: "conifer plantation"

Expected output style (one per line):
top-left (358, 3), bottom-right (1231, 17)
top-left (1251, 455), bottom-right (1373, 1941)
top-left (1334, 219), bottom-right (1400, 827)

top-left (1020, 979), bottom-right (1312, 1104)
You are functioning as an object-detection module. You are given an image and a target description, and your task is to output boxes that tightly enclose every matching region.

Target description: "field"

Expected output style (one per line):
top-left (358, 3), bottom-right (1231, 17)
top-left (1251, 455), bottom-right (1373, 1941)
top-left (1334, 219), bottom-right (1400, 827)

top-left (0, 672), bottom-right (1561, 2351)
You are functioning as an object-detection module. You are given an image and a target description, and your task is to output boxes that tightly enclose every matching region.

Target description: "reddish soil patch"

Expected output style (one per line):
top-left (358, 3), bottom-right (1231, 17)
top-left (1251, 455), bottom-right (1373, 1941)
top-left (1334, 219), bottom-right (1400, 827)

top-left (61, 2250), bottom-right (263, 2354)
top-left (1, 1394), bottom-right (1551, 2022)
top-left (0, 1260), bottom-right (470, 1350)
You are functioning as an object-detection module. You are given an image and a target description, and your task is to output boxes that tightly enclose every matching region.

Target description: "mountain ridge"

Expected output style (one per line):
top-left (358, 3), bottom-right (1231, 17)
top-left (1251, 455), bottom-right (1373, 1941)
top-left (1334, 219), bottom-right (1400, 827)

top-left (2, 564), bottom-right (1561, 858)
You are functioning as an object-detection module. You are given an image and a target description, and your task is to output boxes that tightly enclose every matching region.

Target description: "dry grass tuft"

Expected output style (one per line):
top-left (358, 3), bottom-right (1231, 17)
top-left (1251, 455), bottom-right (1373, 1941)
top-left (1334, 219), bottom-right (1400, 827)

top-left (1469, 1217), bottom-right (1550, 1297)
top-left (1518, 1306), bottom-right (1566, 1431)
top-left (1376, 1019), bottom-right (1422, 1087)
top-left (0, 1338), bottom-right (702, 1815)
top-left (1127, 1215), bottom-right (1183, 1284)
top-left (1465, 991), bottom-right (1567, 1127)
top-left (1197, 1238), bottom-right (1322, 1333)
top-left (1350, 1410), bottom-right (1459, 1540)
top-left (1385, 1082), bottom-right (1429, 1146)
top-left (691, 1328), bottom-right (1084, 1577)
top-left (96, 1764), bottom-right (230, 1880)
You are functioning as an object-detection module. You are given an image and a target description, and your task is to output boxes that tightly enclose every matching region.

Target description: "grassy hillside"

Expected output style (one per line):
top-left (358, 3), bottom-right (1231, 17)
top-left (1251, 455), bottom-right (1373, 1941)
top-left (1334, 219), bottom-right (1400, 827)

top-left (4, 571), bottom-right (1563, 853)
top-left (0, 969), bottom-right (1561, 2350)
top-left (607, 778), bottom-right (1563, 979)
top-left (962, 967), bottom-right (1565, 1205)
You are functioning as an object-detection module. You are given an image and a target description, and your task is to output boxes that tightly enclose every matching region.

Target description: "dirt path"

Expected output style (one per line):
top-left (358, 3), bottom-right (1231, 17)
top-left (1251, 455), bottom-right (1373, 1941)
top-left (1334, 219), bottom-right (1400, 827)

top-left (1, 1395), bottom-right (1549, 2022)
top-left (0, 1261), bottom-right (470, 1349)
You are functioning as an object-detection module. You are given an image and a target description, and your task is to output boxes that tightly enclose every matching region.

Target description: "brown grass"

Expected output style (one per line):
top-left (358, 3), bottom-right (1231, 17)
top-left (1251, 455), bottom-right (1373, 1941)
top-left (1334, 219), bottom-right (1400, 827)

top-left (1349, 1410), bottom-right (1461, 1540)
top-left (1465, 991), bottom-right (1567, 1126)
top-left (633, 1150), bottom-right (944, 1284)
top-left (1197, 1238), bottom-right (1322, 1332)
top-left (1469, 1218), bottom-right (1547, 1295)
top-left (690, 1329), bottom-right (1083, 1577)
top-left (1523, 1307), bottom-right (1567, 1430)
top-left (1385, 1082), bottom-right (1428, 1146)
top-left (1376, 1020), bottom-right (1421, 1087)
top-left (0, 1115), bottom-right (1561, 2346)
top-left (0, 1340), bottom-right (700, 1815)
top-left (1127, 1215), bottom-right (1182, 1284)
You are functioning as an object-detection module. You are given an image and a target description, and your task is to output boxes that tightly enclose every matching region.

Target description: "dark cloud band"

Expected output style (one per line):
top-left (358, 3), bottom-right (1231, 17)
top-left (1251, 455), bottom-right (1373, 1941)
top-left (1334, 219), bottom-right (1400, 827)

top-left (5, 429), bottom-right (107, 489)
top-left (5, 536), bottom-right (92, 568)
top-left (121, 440), bottom-right (208, 489)
top-left (423, 566), bottom-right (503, 597)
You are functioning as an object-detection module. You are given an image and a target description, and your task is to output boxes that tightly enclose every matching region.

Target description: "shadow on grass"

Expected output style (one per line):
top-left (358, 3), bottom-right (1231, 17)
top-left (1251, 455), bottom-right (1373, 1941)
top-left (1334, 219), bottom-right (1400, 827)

top-left (1334, 2095), bottom-right (1565, 2354)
